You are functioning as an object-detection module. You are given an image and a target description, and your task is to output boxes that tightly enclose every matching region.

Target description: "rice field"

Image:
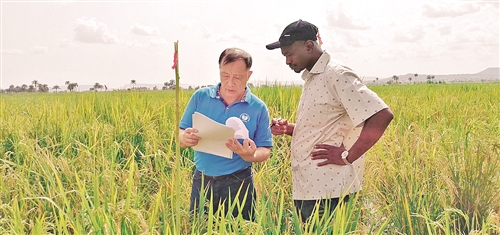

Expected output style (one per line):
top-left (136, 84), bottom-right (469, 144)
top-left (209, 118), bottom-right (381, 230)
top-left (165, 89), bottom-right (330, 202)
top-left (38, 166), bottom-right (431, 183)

top-left (1, 82), bottom-right (499, 234)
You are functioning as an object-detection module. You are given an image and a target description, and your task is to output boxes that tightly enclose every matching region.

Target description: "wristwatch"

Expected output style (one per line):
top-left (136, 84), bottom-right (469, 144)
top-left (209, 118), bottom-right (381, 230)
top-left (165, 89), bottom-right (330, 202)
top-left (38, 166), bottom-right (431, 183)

top-left (341, 150), bottom-right (351, 165)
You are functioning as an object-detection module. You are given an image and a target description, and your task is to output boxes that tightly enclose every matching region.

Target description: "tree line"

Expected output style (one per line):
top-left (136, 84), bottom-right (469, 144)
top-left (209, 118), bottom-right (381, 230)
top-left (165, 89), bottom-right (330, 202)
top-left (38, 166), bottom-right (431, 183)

top-left (2, 80), bottom-right (79, 93)
top-left (1, 79), bottom-right (208, 94)
top-left (382, 74), bottom-right (441, 84)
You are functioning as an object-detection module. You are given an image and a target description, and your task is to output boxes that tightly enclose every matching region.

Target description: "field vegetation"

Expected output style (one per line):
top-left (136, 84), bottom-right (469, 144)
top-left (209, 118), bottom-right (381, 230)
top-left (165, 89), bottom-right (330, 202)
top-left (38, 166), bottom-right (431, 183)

top-left (1, 83), bottom-right (499, 234)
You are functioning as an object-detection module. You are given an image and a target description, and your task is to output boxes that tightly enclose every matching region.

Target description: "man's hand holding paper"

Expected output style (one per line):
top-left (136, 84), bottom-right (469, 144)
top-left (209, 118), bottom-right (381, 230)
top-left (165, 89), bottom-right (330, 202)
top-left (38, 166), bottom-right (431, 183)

top-left (225, 138), bottom-right (257, 162)
top-left (180, 128), bottom-right (201, 148)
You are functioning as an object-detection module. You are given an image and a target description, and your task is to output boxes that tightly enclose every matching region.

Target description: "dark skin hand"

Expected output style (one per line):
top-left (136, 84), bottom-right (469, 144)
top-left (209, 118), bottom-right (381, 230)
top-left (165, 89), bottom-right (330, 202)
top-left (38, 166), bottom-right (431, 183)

top-left (270, 118), bottom-right (294, 136)
top-left (310, 108), bottom-right (394, 166)
top-left (311, 143), bottom-right (348, 166)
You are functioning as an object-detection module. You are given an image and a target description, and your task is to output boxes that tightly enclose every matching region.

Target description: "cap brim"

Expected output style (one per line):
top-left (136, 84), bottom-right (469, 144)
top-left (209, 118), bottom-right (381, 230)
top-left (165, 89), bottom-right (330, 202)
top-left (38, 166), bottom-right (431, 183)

top-left (266, 41), bottom-right (281, 50)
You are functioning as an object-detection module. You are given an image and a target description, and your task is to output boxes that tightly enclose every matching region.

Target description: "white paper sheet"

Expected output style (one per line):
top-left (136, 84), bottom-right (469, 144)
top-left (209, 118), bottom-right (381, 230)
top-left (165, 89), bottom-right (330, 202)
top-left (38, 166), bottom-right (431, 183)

top-left (192, 112), bottom-right (235, 159)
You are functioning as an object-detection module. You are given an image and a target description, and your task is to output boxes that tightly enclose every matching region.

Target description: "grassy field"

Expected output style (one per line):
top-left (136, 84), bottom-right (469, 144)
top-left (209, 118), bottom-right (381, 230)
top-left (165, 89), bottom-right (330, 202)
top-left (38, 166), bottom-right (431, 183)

top-left (1, 83), bottom-right (499, 234)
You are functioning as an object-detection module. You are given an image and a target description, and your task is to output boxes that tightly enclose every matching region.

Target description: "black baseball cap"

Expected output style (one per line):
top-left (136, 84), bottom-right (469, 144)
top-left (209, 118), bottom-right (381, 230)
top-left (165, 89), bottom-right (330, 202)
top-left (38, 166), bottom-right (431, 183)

top-left (266, 19), bottom-right (319, 50)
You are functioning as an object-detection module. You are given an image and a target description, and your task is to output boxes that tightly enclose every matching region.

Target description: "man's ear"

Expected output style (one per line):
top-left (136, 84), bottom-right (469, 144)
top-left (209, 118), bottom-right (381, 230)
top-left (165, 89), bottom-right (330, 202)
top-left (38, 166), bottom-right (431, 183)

top-left (305, 40), bottom-right (315, 51)
top-left (247, 71), bottom-right (253, 79)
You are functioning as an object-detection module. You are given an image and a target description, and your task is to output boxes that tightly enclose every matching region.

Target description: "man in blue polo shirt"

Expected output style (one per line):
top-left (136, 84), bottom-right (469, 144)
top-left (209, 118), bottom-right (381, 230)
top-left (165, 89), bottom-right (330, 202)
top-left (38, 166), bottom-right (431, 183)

top-left (179, 47), bottom-right (273, 221)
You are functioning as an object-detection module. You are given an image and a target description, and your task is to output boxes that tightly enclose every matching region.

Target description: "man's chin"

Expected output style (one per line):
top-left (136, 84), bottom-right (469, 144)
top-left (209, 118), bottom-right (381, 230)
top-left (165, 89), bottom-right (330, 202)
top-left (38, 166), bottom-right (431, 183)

top-left (289, 66), bottom-right (303, 73)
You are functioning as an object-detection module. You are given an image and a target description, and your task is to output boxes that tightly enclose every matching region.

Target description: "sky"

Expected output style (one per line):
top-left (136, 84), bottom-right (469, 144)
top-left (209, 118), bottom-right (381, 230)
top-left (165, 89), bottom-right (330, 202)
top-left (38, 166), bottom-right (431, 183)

top-left (1, 0), bottom-right (499, 90)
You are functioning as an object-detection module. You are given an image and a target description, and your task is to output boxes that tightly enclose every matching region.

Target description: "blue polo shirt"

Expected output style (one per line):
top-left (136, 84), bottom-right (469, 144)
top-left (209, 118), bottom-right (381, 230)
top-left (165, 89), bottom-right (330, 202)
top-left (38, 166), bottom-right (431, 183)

top-left (180, 83), bottom-right (273, 176)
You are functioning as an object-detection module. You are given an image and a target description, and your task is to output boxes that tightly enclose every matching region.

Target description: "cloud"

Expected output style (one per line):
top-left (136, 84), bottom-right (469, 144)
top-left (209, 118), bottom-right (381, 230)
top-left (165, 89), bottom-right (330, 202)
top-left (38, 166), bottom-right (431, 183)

top-left (2, 49), bottom-right (23, 55)
top-left (448, 44), bottom-right (465, 51)
top-left (378, 49), bottom-right (400, 61)
top-left (130, 23), bottom-right (160, 35)
top-left (219, 30), bottom-right (252, 43)
top-left (199, 24), bottom-right (253, 44)
top-left (32, 46), bottom-right (48, 54)
top-left (180, 19), bottom-right (197, 30)
top-left (149, 38), bottom-right (167, 46)
top-left (422, 2), bottom-right (481, 18)
top-left (393, 28), bottom-right (425, 43)
top-left (415, 44), bottom-right (448, 59)
top-left (73, 17), bottom-right (120, 44)
top-left (345, 31), bottom-right (368, 47)
top-left (326, 3), bottom-right (370, 30)
top-left (437, 25), bottom-right (452, 35)
top-left (200, 25), bottom-right (213, 40)
top-left (125, 40), bottom-right (136, 47)
top-left (59, 38), bottom-right (76, 48)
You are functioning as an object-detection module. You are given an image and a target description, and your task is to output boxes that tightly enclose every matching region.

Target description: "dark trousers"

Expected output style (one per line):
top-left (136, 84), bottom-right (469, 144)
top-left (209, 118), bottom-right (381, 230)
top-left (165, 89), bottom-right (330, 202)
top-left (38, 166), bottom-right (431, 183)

top-left (189, 167), bottom-right (255, 221)
top-left (294, 195), bottom-right (351, 223)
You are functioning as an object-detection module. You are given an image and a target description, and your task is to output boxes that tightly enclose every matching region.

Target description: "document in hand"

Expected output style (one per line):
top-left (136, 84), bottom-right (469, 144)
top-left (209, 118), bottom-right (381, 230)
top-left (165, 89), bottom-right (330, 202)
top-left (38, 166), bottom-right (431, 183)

top-left (192, 112), bottom-right (235, 159)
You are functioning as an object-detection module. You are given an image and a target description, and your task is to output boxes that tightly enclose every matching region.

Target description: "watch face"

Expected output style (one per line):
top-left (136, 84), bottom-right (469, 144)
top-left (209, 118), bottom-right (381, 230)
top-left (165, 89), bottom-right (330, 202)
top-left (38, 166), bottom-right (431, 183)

top-left (341, 150), bottom-right (348, 158)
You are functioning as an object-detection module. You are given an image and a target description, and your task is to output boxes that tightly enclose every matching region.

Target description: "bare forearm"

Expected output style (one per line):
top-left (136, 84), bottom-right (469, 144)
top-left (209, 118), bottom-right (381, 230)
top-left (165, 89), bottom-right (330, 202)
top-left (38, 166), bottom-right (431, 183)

top-left (250, 147), bottom-right (271, 162)
top-left (347, 108), bottom-right (393, 163)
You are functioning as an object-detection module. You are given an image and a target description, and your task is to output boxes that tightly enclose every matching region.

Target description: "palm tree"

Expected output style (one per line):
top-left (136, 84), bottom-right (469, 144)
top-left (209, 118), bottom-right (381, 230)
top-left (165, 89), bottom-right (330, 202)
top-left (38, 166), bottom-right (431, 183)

top-left (163, 79), bottom-right (175, 90)
top-left (32, 80), bottom-right (38, 91)
top-left (94, 82), bottom-right (101, 91)
top-left (131, 79), bottom-right (136, 89)
top-left (68, 83), bottom-right (78, 92)
top-left (392, 75), bottom-right (399, 84)
top-left (65, 81), bottom-right (70, 91)
top-left (8, 84), bottom-right (15, 93)
top-left (28, 85), bottom-right (36, 92)
top-left (38, 84), bottom-right (49, 92)
top-left (414, 73), bottom-right (418, 82)
top-left (52, 85), bottom-right (60, 93)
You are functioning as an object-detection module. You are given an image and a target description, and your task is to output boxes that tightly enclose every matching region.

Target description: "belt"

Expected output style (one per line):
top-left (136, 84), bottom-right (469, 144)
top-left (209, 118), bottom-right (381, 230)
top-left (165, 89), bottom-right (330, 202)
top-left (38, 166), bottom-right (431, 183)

top-left (198, 166), bottom-right (251, 181)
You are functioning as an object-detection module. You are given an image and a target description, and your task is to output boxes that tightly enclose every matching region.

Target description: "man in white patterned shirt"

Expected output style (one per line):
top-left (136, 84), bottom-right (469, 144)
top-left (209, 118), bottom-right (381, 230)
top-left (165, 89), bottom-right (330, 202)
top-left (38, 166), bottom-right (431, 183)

top-left (266, 19), bottom-right (394, 223)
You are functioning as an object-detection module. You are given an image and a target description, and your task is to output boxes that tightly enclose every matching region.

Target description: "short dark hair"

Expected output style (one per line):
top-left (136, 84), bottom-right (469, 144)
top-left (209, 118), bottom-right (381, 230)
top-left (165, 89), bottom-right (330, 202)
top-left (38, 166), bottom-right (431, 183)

top-left (218, 48), bottom-right (252, 69)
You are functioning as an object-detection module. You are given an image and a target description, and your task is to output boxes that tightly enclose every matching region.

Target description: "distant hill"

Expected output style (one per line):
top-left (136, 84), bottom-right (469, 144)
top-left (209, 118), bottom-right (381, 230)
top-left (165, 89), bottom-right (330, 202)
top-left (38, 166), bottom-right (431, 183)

top-left (476, 67), bottom-right (499, 76)
top-left (371, 67), bottom-right (500, 85)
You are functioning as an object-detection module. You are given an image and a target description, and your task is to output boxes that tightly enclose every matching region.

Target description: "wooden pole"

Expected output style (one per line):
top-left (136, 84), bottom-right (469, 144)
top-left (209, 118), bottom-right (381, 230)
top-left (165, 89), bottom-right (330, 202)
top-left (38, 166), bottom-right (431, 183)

top-left (173, 40), bottom-right (181, 233)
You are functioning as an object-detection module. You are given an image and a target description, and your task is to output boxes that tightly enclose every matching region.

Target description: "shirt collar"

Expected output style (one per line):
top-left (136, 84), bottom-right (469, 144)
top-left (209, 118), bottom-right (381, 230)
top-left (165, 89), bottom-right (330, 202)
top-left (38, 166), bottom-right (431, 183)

top-left (210, 82), bottom-right (250, 104)
top-left (301, 51), bottom-right (330, 81)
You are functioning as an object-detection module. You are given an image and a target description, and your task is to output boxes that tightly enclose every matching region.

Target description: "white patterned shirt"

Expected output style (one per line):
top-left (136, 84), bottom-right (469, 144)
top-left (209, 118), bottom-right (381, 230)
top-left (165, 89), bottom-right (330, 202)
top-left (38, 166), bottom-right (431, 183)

top-left (291, 51), bottom-right (389, 200)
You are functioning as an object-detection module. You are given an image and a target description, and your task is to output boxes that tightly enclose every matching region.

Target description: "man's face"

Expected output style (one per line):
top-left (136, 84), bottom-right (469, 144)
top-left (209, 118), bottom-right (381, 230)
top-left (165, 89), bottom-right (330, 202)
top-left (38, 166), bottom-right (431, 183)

top-left (219, 59), bottom-right (252, 100)
top-left (280, 41), bottom-right (309, 73)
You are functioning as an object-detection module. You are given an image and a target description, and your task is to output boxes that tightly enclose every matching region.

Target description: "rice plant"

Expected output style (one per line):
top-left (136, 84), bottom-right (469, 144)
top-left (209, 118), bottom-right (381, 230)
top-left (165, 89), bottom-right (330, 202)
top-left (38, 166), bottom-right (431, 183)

top-left (1, 83), bottom-right (499, 234)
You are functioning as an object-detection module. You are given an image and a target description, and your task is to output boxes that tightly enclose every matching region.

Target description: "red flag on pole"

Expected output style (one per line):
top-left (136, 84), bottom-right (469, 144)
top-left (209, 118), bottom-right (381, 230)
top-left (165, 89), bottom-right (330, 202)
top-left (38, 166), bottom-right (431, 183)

top-left (172, 52), bottom-right (178, 69)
